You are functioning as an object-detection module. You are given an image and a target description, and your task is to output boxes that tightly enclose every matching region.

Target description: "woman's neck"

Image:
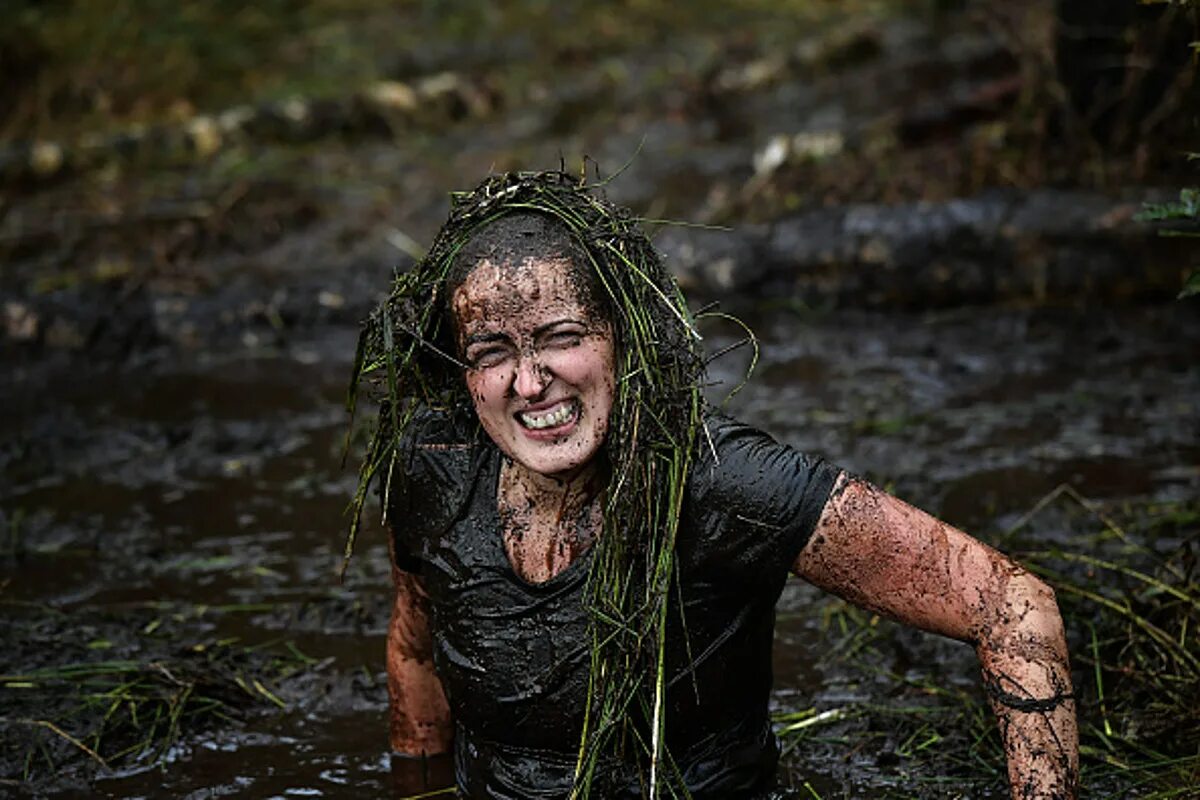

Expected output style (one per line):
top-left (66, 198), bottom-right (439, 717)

top-left (499, 458), bottom-right (600, 522)
top-left (497, 458), bottom-right (605, 583)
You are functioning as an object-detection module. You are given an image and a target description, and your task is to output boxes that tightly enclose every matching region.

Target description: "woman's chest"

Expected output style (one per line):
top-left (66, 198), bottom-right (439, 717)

top-left (420, 515), bottom-right (594, 737)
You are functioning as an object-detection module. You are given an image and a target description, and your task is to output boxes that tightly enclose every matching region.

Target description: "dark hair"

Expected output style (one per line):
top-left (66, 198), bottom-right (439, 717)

top-left (347, 170), bottom-right (705, 796)
top-left (443, 211), bottom-right (609, 341)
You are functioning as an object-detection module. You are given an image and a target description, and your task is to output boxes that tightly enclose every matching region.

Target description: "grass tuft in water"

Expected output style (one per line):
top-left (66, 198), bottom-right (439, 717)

top-left (0, 603), bottom-right (317, 786)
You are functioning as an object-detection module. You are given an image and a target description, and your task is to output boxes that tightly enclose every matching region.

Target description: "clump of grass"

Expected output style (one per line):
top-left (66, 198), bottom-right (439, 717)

top-left (774, 599), bottom-right (1007, 799)
top-left (1011, 487), bottom-right (1200, 796)
top-left (0, 604), bottom-right (316, 786)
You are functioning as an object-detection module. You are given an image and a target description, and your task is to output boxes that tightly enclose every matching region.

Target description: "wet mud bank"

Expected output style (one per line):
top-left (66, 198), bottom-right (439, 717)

top-left (4, 184), bottom-right (1190, 364)
top-left (663, 189), bottom-right (1192, 307)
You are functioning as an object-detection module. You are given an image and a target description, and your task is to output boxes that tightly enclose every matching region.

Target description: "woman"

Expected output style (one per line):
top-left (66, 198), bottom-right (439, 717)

top-left (347, 170), bottom-right (1079, 799)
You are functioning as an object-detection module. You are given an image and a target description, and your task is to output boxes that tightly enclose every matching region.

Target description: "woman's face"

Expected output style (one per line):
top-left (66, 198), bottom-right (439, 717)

top-left (452, 257), bottom-right (615, 481)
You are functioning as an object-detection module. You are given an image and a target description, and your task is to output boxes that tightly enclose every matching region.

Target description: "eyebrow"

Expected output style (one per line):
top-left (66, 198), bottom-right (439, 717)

top-left (463, 318), bottom-right (585, 347)
top-left (463, 332), bottom-right (509, 347)
top-left (532, 318), bottom-right (586, 338)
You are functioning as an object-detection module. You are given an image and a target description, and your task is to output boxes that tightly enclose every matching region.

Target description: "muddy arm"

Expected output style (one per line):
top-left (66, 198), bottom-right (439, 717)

top-left (388, 563), bottom-right (453, 755)
top-left (792, 472), bottom-right (1079, 800)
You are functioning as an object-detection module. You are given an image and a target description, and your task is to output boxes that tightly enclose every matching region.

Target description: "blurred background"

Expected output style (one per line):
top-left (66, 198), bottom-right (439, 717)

top-left (1, 1), bottom-right (1197, 797)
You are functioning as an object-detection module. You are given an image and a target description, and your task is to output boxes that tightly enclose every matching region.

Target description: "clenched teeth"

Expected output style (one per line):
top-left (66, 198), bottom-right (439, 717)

top-left (518, 401), bottom-right (577, 430)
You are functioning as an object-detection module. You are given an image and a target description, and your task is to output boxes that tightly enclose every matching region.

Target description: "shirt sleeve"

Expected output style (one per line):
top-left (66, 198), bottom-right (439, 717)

top-left (684, 412), bottom-right (842, 583)
top-left (383, 407), bottom-right (478, 574)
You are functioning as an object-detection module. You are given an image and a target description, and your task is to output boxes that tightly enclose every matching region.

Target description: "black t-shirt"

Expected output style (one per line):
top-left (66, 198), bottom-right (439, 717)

top-left (388, 408), bottom-right (840, 799)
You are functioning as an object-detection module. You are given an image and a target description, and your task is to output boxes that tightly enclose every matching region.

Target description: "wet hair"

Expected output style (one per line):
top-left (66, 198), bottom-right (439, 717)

top-left (443, 211), bottom-right (609, 340)
top-left (347, 170), bottom-right (705, 796)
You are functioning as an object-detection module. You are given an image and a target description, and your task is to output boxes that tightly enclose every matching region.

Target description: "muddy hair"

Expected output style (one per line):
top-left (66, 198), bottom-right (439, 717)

top-left (346, 169), bottom-right (705, 798)
top-left (442, 211), bottom-right (610, 341)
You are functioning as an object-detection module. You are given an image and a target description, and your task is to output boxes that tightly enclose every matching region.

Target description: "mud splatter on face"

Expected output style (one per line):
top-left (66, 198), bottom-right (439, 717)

top-left (452, 257), bottom-right (616, 484)
top-left (445, 211), bottom-right (610, 341)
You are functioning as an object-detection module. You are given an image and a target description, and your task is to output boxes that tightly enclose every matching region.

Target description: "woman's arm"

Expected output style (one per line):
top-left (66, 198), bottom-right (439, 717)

top-left (792, 472), bottom-right (1079, 800)
top-left (387, 561), bottom-right (453, 755)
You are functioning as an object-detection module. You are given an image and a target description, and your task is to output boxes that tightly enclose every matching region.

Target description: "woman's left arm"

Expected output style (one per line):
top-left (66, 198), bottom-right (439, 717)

top-left (792, 471), bottom-right (1079, 800)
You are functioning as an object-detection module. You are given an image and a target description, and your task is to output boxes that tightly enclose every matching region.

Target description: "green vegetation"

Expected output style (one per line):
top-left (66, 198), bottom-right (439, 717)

top-left (1019, 491), bottom-right (1200, 797)
top-left (1, 0), bottom-right (874, 143)
top-left (1133, 0), bottom-right (1200, 297)
top-left (1137, 186), bottom-right (1200, 297)
top-left (0, 603), bottom-right (317, 784)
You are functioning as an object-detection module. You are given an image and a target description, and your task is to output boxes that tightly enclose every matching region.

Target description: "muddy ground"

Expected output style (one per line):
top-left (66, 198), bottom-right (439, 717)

top-left (2, 2), bottom-right (1197, 798)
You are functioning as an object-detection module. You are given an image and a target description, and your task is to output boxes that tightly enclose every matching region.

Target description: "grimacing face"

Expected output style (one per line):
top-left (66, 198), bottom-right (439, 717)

top-left (452, 257), bottom-right (616, 480)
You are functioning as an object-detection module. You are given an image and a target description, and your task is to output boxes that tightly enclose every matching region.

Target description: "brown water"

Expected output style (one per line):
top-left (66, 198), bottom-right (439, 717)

top-left (4, 302), bottom-right (1196, 798)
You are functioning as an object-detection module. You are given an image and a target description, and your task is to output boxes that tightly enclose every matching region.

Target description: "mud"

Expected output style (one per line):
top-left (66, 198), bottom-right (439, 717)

top-left (0, 301), bottom-right (1193, 796)
top-left (3, 3), bottom-right (1198, 797)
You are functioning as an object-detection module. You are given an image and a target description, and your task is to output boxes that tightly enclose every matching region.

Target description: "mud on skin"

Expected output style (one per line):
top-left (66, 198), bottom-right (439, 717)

top-left (451, 257), bottom-right (616, 485)
top-left (498, 462), bottom-right (602, 584)
top-left (798, 474), bottom-right (1079, 799)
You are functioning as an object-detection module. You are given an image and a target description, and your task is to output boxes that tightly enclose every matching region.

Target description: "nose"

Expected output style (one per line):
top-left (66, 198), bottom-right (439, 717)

top-left (512, 352), bottom-right (550, 399)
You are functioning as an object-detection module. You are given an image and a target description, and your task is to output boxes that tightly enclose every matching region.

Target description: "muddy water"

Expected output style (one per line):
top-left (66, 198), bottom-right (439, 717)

top-left (2, 303), bottom-right (1197, 798)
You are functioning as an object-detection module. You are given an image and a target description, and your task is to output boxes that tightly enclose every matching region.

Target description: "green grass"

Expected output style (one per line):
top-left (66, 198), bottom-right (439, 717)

top-left (0, 602), bottom-right (318, 784)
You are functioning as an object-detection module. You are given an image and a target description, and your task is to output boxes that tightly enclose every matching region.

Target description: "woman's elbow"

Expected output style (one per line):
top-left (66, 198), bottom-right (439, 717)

top-left (978, 567), bottom-right (1070, 662)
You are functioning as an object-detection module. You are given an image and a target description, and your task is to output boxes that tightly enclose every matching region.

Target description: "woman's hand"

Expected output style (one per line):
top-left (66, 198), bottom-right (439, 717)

top-left (387, 561), bottom-right (453, 755)
top-left (792, 472), bottom-right (1079, 800)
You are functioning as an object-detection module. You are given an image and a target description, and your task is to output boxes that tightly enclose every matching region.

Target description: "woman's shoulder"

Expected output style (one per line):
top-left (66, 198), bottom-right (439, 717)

top-left (387, 405), bottom-right (486, 528)
top-left (691, 409), bottom-right (818, 479)
top-left (684, 408), bottom-right (841, 561)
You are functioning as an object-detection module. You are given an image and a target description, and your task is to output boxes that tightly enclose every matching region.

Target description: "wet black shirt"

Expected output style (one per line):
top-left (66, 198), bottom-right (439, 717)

top-left (389, 409), bottom-right (840, 800)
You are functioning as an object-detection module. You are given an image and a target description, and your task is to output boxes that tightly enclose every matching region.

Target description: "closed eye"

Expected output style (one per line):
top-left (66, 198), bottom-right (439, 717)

top-left (542, 330), bottom-right (583, 348)
top-left (466, 343), bottom-right (514, 369)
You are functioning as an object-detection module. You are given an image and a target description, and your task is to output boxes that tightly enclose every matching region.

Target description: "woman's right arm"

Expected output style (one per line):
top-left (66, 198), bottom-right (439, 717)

top-left (387, 562), bottom-right (453, 755)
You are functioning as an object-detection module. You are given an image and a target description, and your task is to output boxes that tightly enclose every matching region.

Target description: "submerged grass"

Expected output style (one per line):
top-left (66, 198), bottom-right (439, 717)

top-left (774, 488), bottom-right (1200, 798)
top-left (1015, 490), bottom-right (1200, 796)
top-left (0, 602), bottom-right (317, 786)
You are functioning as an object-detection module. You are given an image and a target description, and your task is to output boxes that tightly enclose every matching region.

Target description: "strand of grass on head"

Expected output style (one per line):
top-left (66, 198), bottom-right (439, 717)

top-left (580, 466), bottom-right (650, 787)
top-left (695, 310), bottom-right (759, 406)
top-left (649, 437), bottom-right (695, 798)
top-left (574, 310), bottom-right (638, 795)
top-left (604, 372), bottom-right (698, 795)
top-left (379, 310), bottom-right (403, 547)
top-left (601, 244), bottom-right (702, 342)
top-left (342, 433), bottom-right (384, 580)
top-left (345, 245), bottom-right (463, 573)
